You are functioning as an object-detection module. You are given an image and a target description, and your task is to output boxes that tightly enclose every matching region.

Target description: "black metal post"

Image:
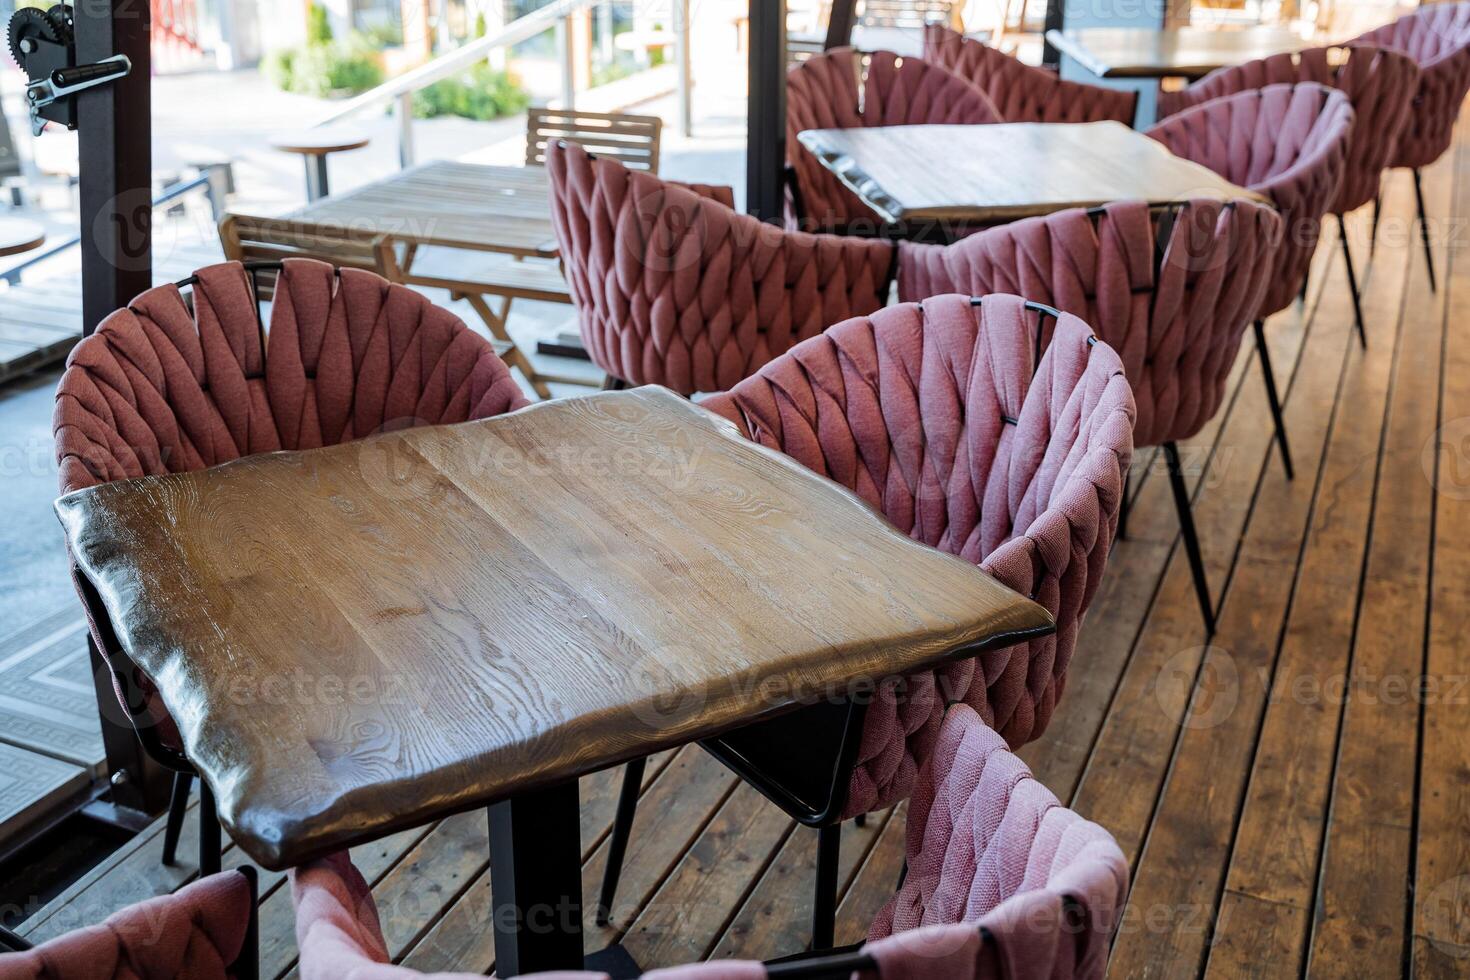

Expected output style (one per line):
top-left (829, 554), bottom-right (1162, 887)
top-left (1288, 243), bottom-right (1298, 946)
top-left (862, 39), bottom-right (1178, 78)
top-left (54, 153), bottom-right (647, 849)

top-left (76, 0), bottom-right (152, 333)
top-left (812, 823), bottom-right (840, 951)
top-left (747, 0), bottom-right (787, 224)
top-left (823, 0), bottom-right (856, 49)
top-left (1042, 0), bottom-right (1064, 67)
top-left (595, 757), bottom-right (646, 926)
top-left (75, 0), bottom-right (169, 816)
top-left (489, 781), bottom-right (585, 975)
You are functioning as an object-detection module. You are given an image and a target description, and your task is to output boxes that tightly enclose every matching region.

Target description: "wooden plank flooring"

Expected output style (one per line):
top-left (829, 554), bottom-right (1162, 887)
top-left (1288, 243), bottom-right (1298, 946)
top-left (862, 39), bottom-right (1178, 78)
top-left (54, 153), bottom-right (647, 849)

top-left (13, 124), bottom-right (1470, 977)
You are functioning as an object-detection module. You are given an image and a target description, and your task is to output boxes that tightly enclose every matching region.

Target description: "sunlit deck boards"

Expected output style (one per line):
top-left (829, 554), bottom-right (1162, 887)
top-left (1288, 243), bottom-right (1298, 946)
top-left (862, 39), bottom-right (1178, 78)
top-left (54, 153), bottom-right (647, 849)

top-left (0, 239), bottom-right (225, 386)
top-left (13, 116), bottom-right (1470, 976)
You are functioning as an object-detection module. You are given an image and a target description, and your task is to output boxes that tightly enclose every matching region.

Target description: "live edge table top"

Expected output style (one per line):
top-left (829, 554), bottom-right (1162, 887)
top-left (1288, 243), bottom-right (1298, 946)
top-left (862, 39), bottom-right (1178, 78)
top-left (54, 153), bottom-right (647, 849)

top-left (56, 388), bottom-right (1052, 870)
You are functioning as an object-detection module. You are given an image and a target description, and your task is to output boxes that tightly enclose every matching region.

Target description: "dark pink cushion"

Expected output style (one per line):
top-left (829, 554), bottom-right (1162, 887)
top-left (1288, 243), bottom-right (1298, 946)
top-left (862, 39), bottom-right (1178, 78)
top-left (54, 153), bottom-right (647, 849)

top-left (924, 24), bottom-right (1137, 125)
top-left (1155, 44), bottom-right (1420, 214)
top-left (898, 198), bottom-right (1281, 449)
top-left (53, 260), bottom-right (530, 749)
top-left (0, 871), bottom-right (252, 979)
top-left (1147, 82), bottom-right (1353, 318)
top-left (703, 294), bottom-right (1135, 814)
top-left (546, 139), bottom-right (896, 395)
top-left (1352, 1), bottom-right (1470, 169)
top-left (785, 47), bottom-right (1002, 231)
top-left (867, 704), bottom-right (1127, 980)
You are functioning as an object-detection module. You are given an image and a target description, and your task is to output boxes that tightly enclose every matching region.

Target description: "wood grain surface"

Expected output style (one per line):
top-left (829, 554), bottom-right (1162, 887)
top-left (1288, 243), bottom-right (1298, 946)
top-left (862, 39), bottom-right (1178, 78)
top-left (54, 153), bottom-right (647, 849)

top-left (1045, 26), bottom-right (1308, 79)
top-left (56, 387), bottom-right (1052, 870)
top-left (798, 121), bottom-right (1270, 225)
top-left (282, 160), bottom-right (560, 258)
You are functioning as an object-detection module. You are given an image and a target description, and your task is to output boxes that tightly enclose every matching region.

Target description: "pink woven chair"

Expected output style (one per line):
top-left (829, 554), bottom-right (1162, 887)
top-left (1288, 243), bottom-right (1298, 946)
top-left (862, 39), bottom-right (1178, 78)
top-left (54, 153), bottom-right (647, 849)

top-left (1154, 44), bottom-right (1420, 347)
top-left (1146, 82), bottom-right (1354, 479)
top-left (900, 197), bottom-right (1281, 633)
top-left (0, 869), bottom-right (258, 979)
top-left (546, 139), bottom-right (897, 395)
top-left (785, 47), bottom-right (1002, 233)
top-left (597, 293), bottom-right (1134, 949)
top-left (53, 259), bottom-right (530, 877)
top-left (1351, 1), bottom-right (1470, 290)
top-left (923, 24), bottom-right (1138, 125)
top-left (290, 706), bottom-right (1127, 979)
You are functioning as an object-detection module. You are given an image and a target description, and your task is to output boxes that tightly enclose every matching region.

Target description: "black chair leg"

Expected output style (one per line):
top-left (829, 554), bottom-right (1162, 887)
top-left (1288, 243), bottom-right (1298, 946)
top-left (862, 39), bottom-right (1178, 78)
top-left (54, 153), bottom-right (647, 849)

top-left (161, 770), bottom-right (193, 866)
top-left (199, 780), bottom-right (221, 876)
top-left (1336, 213), bottom-right (1368, 349)
top-left (595, 757), bottom-right (646, 926)
top-left (1162, 442), bottom-right (1215, 635)
top-left (1413, 167), bottom-right (1437, 292)
top-left (854, 813), bottom-right (866, 828)
top-left (1118, 476), bottom-right (1132, 540)
top-left (236, 866), bottom-right (260, 980)
top-left (1371, 191), bottom-right (1381, 257)
top-left (1253, 321), bottom-right (1294, 481)
top-left (812, 824), bottom-right (840, 951)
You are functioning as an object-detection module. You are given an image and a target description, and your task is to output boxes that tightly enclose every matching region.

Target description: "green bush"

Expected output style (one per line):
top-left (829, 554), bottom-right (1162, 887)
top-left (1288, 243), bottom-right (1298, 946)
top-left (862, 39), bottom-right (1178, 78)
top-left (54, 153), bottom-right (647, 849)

top-left (265, 34), bottom-right (384, 97)
top-left (412, 63), bottom-right (530, 121)
top-left (306, 3), bottom-right (334, 46)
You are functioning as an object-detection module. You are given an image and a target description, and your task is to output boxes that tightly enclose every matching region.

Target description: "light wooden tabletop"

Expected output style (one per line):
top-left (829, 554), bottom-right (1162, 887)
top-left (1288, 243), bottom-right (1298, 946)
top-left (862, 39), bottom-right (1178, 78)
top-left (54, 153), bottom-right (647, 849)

top-left (798, 121), bottom-right (1270, 226)
top-left (1045, 25), bottom-right (1308, 79)
top-left (0, 219), bottom-right (45, 258)
top-left (283, 160), bottom-right (560, 258)
top-left (56, 387), bottom-right (1052, 869)
top-left (269, 129), bottom-right (372, 156)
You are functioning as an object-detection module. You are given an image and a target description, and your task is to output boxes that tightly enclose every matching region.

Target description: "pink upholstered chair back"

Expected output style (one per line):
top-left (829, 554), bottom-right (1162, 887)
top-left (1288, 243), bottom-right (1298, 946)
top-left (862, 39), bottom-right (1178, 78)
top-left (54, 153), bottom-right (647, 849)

top-left (923, 24), bottom-right (1138, 125)
top-left (0, 871), bottom-right (254, 979)
top-left (1146, 83), bottom-right (1353, 319)
top-left (785, 47), bottom-right (1001, 231)
top-left (1154, 44), bottom-right (1419, 215)
top-left (545, 139), bottom-right (897, 395)
top-left (898, 199), bottom-right (1281, 448)
top-left (53, 260), bottom-right (530, 749)
top-left (293, 709), bottom-right (1128, 979)
top-left (702, 294), bottom-right (1135, 815)
top-left (866, 704), bottom-right (1128, 980)
top-left (1352, 1), bottom-right (1470, 168)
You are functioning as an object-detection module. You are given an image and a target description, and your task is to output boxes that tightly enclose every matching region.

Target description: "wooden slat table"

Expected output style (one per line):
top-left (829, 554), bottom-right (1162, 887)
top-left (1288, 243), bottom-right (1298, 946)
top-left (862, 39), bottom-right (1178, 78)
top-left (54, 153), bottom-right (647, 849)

top-left (55, 386), bottom-right (1053, 974)
top-left (798, 121), bottom-right (1270, 232)
top-left (1044, 25), bottom-right (1308, 79)
top-left (281, 160), bottom-right (580, 399)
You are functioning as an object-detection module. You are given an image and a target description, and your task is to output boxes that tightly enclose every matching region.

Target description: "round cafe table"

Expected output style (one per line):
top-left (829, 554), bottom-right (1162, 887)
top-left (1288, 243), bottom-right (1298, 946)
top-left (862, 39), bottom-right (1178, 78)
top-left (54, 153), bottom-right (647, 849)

top-left (270, 129), bottom-right (371, 202)
top-left (0, 218), bottom-right (45, 259)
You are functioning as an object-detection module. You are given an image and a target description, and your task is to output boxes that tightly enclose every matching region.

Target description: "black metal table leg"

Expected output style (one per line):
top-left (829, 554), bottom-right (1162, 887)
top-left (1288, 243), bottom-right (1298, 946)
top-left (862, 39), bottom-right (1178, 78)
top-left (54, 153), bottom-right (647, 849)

top-left (489, 780), bottom-right (585, 976)
top-left (304, 155), bottom-right (329, 202)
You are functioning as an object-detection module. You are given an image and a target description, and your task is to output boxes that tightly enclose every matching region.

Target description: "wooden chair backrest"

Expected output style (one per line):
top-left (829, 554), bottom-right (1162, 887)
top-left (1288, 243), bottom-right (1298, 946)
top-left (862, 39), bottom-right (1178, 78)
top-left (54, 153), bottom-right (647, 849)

top-left (525, 108), bottom-right (663, 173)
top-left (218, 213), bottom-right (401, 299)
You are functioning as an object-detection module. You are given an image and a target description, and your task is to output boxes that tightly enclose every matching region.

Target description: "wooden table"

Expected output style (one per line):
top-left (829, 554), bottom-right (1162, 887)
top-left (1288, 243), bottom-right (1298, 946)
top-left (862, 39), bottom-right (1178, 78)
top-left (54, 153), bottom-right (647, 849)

top-left (798, 121), bottom-right (1269, 232)
top-left (270, 129), bottom-right (371, 201)
top-left (0, 218), bottom-right (45, 258)
top-left (55, 386), bottom-right (1052, 974)
top-left (1045, 25), bottom-right (1308, 79)
top-left (282, 160), bottom-right (580, 398)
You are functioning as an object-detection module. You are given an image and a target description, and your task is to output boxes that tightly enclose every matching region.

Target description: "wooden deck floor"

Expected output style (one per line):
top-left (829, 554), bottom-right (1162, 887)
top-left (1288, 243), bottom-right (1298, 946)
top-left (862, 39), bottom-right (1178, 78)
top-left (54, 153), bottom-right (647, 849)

top-left (14, 124), bottom-right (1470, 977)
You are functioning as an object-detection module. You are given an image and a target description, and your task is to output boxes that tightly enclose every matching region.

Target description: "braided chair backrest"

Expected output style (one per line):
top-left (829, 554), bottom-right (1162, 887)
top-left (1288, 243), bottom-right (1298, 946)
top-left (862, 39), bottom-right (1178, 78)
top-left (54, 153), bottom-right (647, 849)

top-left (702, 294), bottom-right (1135, 814)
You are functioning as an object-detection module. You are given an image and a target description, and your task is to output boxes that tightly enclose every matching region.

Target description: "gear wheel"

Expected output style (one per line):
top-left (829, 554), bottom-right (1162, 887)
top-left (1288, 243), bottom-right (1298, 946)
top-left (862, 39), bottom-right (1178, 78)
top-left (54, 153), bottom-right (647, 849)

top-left (6, 7), bottom-right (61, 72)
top-left (45, 4), bottom-right (74, 44)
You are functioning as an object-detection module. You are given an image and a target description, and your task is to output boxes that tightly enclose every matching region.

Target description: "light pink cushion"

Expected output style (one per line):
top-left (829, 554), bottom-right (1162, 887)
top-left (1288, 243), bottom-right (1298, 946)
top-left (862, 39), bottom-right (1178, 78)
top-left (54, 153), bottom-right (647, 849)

top-left (546, 139), bottom-right (896, 395)
top-left (52, 259), bottom-right (530, 750)
top-left (867, 704), bottom-right (1128, 980)
top-left (898, 198), bottom-right (1281, 449)
top-left (1147, 82), bottom-right (1353, 318)
top-left (0, 871), bottom-right (252, 980)
top-left (1352, 1), bottom-right (1470, 169)
top-left (1154, 44), bottom-right (1420, 215)
top-left (923, 25), bottom-right (1137, 125)
top-left (703, 294), bottom-right (1135, 814)
top-left (785, 47), bottom-right (1002, 231)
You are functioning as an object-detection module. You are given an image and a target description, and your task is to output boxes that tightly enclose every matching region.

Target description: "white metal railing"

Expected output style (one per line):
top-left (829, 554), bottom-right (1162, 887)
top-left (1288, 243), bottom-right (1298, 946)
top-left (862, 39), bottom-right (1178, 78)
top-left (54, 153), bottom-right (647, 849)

top-left (311, 0), bottom-right (691, 168)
